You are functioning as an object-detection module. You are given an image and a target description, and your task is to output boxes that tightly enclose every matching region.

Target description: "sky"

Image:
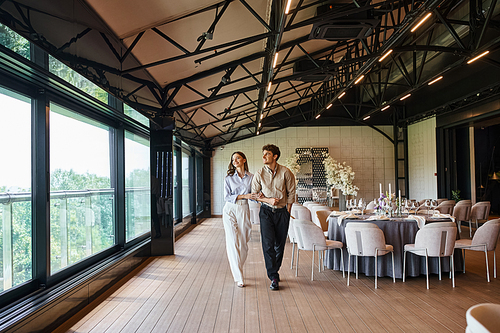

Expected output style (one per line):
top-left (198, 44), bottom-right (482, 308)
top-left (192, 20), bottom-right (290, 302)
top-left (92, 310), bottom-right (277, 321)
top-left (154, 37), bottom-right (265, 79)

top-left (0, 93), bottom-right (149, 192)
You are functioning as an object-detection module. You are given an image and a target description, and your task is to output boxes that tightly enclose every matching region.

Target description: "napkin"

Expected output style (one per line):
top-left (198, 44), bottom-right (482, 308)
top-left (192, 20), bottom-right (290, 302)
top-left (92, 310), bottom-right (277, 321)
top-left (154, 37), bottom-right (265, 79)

top-left (408, 215), bottom-right (426, 228)
top-left (366, 215), bottom-right (389, 221)
top-left (432, 213), bottom-right (456, 223)
top-left (337, 213), bottom-right (359, 226)
top-left (330, 211), bottom-right (347, 216)
top-left (350, 209), bottom-right (362, 214)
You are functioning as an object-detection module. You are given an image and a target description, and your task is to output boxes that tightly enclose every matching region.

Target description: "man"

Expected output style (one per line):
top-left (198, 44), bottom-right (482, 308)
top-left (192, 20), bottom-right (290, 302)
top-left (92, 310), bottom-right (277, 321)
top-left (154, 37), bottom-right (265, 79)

top-left (252, 144), bottom-right (296, 290)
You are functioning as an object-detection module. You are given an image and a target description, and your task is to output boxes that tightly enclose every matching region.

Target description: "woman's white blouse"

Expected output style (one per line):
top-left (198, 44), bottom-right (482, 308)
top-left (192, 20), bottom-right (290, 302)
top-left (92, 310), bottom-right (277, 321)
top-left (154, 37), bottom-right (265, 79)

top-left (224, 171), bottom-right (253, 203)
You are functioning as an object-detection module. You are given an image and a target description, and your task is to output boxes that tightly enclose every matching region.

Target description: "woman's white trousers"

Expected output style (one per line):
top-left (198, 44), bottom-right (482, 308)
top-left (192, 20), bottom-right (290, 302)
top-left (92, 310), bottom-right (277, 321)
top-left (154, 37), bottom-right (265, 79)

top-left (222, 200), bottom-right (252, 283)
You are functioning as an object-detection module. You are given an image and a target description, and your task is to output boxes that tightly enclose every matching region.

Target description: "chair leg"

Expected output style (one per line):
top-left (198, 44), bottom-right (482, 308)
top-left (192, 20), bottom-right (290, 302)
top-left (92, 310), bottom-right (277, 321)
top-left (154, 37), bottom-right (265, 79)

top-left (403, 250), bottom-right (407, 282)
top-left (425, 252), bottom-right (429, 289)
top-left (438, 257), bottom-right (442, 280)
top-left (462, 249), bottom-right (466, 273)
top-left (375, 252), bottom-right (378, 289)
top-left (494, 251), bottom-right (497, 279)
top-left (391, 251), bottom-right (395, 283)
top-left (347, 252), bottom-right (351, 286)
top-left (340, 248), bottom-right (345, 278)
top-left (484, 246), bottom-right (490, 282)
top-left (469, 220), bottom-right (472, 238)
top-left (451, 253), bottom-right (455, 288)
top-left (291, 242), bottom-right (295, 269)
top-left (355, 255), bottom-right (359, 280)
top-left (312, 245), bottom-right (315, 281)
top-left (296, 249), bottom-right (300, 277)
top-left (457, 220), bottom-right (461, 234)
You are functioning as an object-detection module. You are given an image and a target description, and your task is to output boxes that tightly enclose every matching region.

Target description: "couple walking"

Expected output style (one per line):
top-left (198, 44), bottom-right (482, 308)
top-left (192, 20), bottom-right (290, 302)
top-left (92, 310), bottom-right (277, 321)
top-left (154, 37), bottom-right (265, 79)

top-left (223, 144), bottom-right (296, 290)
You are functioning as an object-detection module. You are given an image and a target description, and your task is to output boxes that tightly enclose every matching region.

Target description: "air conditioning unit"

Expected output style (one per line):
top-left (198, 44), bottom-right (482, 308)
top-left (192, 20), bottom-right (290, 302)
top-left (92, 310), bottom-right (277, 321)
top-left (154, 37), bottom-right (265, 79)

top-left (293, 59), bottom-right (336, 82)
top-left (309, 4), bottom-right (380, 41)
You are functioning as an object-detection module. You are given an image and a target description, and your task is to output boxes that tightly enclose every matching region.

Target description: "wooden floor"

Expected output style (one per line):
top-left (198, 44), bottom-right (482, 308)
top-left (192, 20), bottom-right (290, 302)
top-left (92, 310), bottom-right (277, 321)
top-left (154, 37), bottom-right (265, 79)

top-left (59, 218), bottom-right (500, 333)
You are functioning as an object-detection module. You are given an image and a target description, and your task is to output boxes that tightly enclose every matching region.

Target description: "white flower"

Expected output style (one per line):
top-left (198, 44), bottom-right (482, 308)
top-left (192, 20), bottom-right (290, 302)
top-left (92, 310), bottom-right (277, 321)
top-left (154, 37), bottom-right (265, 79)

top-left (322, 152), bottom-right (359, 196)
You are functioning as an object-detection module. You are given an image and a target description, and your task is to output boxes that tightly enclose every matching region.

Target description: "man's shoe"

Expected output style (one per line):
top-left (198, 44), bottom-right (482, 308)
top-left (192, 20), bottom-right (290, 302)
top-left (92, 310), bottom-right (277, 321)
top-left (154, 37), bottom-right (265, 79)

top-left (270, 279), bottom-right (279, 291)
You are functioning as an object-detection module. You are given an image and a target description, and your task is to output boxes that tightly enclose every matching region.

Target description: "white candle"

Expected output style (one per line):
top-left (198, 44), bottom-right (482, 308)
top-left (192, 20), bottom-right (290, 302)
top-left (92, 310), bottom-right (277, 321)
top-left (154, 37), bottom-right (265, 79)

top-left (399, 190), bottom-right (401, 204)
top-left (389, 183), bottom-right (391, 194)
top-left (379, 183), bottom-right (382, 196)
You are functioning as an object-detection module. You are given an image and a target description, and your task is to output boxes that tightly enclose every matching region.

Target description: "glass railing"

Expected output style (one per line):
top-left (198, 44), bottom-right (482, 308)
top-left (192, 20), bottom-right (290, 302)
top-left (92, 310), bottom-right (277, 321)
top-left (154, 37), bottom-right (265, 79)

top-left (0, 192), bottom-right (31, 293)
top-left (1, 188), bottom-right (151, 284)
top-left (125, 187), bottom-right (151, 241)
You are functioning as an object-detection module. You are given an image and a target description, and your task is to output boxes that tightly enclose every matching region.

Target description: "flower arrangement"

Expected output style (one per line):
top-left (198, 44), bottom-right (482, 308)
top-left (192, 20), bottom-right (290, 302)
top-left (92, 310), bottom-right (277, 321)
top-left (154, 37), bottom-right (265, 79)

top-left (375, 192), bottom-right (394, 215)
top-left (283, 153), bottom-right (301, 176)
top-left (321, 152), bottom-right (359, 196)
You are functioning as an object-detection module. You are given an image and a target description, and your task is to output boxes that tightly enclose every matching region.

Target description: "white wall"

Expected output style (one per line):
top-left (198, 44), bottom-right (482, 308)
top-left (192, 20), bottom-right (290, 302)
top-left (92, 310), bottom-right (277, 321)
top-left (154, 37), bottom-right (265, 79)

top-left (408, 117), bottom-right (438, 201)
top-left (211, 126), bottom-right (395, 215)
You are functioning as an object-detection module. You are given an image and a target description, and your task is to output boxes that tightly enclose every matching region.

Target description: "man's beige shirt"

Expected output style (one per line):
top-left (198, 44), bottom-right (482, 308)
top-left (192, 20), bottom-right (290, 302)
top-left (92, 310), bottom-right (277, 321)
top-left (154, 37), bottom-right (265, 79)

top-left (251, 163), bottom-right (296, 209)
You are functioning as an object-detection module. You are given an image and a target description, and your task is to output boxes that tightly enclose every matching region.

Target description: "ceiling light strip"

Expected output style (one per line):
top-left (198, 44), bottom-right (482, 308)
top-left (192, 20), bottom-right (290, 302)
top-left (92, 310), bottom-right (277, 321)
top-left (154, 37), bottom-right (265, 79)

top-left (428, 76), bottom-right (443, 85)
top-left (379, 49), bottom-right (393, 62)
top-left (467, 50), bottom-right (490, 64)
top-left (411, 12), bottom-right (432, 32)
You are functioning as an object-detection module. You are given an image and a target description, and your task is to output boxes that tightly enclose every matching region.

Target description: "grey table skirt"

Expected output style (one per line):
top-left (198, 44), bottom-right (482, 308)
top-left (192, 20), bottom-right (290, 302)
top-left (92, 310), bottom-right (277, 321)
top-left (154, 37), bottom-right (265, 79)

top-left (325, 215), bottom-right (463, 279)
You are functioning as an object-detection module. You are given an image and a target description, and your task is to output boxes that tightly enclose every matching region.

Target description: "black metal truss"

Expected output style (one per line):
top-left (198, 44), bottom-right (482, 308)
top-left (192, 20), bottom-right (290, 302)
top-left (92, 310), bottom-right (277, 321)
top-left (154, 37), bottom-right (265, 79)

top-left (1, 0), bottom-right (499, 149)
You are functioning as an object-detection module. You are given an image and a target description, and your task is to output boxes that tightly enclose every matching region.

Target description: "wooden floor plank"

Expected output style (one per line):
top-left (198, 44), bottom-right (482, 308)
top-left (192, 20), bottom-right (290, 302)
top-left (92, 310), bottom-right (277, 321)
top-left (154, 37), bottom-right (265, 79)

top-left (60, 218), bottom-right (500, 333)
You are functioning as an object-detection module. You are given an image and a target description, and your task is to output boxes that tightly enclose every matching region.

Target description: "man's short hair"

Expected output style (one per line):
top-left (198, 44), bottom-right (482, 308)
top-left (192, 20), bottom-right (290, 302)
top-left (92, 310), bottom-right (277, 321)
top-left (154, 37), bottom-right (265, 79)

top-left (262, 144), bottom-right (280, 161)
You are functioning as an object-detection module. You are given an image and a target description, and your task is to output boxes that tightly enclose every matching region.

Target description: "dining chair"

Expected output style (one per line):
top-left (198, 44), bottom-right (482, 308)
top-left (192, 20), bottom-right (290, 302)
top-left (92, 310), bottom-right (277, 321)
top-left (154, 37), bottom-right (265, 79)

top-left (466, 303), bottom-right (500, 333)
top-left (345, 222), bottom-right (395, 289)
top-left (452, 201), bottom-right (471, 234)
top-left (315, 210), bottom-right (332, 237)
top-left (248, 200), bottom-right (261, 224)
top-left (436, 198), bottom-right (449, 205)
top-left (291, 205), bottom-right (311, 221)
top-left (455, 219), bottom-right (500, 282)
top-left (435, 200), bottom-right (455, 214)
top-left (403, 222), bottom-right (457, 289)
top-left (294, 221), bottom-right (344, 280)
top-left (366, 200), bottom-right (376, 210)
top-left (330, 188), bottom-right (340, 207)
top-left (469, 202), bottom-right (491, 237)
top-left (288, 218), bottom-right (298, 269)
top-left (310, 205), bottom-right (332, 228)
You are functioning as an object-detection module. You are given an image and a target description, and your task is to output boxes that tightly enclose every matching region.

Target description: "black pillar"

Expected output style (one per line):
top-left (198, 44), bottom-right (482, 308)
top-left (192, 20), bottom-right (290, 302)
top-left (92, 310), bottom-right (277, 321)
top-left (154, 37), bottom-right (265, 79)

top-left (150, 116), bottom-right (175, 255)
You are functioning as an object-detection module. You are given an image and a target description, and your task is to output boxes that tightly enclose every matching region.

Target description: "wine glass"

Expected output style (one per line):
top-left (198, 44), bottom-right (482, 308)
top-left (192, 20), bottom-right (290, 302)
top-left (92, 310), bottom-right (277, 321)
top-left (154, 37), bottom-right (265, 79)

top-left (346, 199), bottom-right (351, 211)
top-left (431, 200), bottom-right (438, 216)
top-left (424, 199), bottom-right (431, 216)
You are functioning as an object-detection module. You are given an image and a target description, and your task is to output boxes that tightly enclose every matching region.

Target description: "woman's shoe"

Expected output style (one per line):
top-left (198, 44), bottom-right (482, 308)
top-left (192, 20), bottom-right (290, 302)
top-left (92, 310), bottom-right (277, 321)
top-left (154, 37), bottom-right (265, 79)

top-left (236, 281), bottom-right (245, 288)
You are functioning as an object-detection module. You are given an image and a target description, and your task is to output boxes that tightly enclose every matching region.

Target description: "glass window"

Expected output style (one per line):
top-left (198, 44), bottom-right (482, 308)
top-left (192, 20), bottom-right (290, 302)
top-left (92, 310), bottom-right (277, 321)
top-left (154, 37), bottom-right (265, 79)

top-left (0, 23), bottom-right (30, 59)
top-left (49, 103), bottom-right (114, 274)
top-left (49, 56), bottom-right (108, 104)
top-left (196, 155), bottom-right (203, 214)
top-left (182, 150), bottom-right (191, 218)
top-left (173, 147), bottom-right (179, 221)
top-left (125, 131), bottom-right (150, 241)
top-left (124, 104), bottom-right (149, 127)
top-left (0, 87), bottom-right (32, 292)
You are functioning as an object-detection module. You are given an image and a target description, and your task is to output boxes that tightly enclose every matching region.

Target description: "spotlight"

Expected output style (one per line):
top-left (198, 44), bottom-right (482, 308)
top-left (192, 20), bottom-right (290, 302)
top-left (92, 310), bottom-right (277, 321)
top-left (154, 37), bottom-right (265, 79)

top-left (221, 71), bottom-right (231, 84)
top-left (197, 32), bottom-right (213, 42)
top-left (263, 101), bottom-right (267, 109)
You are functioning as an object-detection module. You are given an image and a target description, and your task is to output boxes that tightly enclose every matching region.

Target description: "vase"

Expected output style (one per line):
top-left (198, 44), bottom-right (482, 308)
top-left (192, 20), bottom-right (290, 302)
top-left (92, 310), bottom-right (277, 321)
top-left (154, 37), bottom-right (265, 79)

top-left (338, 191), bottom-right (346, 211)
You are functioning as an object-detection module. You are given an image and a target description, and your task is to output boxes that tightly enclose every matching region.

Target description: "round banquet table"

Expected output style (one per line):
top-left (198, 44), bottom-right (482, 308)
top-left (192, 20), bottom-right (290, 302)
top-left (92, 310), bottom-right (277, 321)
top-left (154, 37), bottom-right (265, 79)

top-left (325, 215), bottom-right (463, 279)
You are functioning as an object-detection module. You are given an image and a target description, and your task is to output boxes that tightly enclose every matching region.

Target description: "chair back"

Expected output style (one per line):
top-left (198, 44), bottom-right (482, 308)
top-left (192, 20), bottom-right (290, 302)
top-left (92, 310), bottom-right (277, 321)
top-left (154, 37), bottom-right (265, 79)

top-left (294, 221), bottom-right (326, 251)
top-left (453, 202), bottom-right (471, 221)
top-left (414, 222), bottom-right (457, 257)
top-left (466, 303), bottom-right (500, 333)
top-left (436, 201), bottom-right (455, 214)
top-left (456, 199), bottom-right (472, 206)
top-left (471, 219), bottom-right (500, 251)
top-left (470, 202), bottom-right (491, 221)
top-left (302, 201), bottom-right (318, 208)
top-left (436, 198), bottom-right (449, 205)
top-left (345, 222), bottom-right (386, 256)
top-left (315, 210), bottom-right (331, 232)
top-left (310, 205), bottom-right (331, 227)
top-left (292, 206), bottom-right (312, 221)
top-left (366, 200), bottom-right (376, 210)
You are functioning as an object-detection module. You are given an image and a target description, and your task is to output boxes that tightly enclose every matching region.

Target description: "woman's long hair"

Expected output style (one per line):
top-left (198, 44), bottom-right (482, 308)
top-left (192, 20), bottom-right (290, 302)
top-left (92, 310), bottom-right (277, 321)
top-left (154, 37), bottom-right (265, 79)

top-left (227, 151), bottom-right (249, 176)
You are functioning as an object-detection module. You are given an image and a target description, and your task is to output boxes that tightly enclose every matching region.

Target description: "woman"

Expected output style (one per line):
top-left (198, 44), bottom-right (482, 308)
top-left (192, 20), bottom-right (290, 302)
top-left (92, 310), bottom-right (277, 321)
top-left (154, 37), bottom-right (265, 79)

top-left (223, 151), bottom-right (256, 287)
